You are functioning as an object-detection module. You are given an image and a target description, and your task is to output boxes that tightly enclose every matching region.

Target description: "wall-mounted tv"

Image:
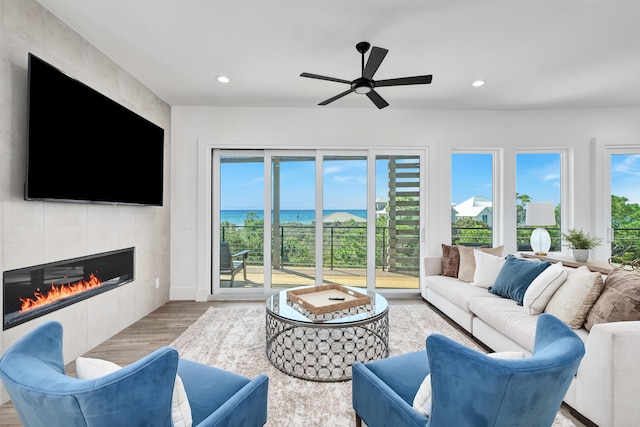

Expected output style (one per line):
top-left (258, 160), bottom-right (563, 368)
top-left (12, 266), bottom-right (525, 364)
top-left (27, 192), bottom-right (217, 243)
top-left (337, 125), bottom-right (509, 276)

top-left (25, 53), bottom-right (164, 206)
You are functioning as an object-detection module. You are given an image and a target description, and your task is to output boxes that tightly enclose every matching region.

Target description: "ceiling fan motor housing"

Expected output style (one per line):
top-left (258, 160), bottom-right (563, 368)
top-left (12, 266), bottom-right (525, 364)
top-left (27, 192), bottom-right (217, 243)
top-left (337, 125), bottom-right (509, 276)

top-left (352, 77), bottom-right (373, 94)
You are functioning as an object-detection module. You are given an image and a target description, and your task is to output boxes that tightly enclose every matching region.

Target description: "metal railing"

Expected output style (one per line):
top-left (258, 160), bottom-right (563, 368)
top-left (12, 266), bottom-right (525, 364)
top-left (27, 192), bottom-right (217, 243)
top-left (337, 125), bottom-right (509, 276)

top-left (612, 227), bottom-right (640, 259)
top-left (452, 226), bottom-right (563, 251)
top-left (220, 225), bottom-right (640, 269)
top-left (452, 226), bottom-right (640, 258)
top-left (221, 224), bottom-right (414, 271)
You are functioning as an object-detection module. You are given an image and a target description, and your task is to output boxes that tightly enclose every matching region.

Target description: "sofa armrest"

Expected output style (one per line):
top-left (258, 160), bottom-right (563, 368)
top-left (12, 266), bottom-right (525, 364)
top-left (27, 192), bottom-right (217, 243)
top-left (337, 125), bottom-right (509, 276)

top-left (576, 321), bottom-right (640, 427)
top-left (424, 256), bottom-right (443, 276)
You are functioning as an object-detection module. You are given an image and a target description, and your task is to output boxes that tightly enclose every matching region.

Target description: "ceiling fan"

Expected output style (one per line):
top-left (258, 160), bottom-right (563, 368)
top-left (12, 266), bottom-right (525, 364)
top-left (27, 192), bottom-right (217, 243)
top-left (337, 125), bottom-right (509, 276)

top-left (300, 41), bottom-right (432, 109)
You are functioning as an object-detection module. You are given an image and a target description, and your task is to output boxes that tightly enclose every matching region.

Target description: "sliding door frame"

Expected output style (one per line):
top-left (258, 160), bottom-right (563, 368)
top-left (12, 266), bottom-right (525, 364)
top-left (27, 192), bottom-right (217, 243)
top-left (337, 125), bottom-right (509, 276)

top-left (197, 137), bottom-right (428, 300)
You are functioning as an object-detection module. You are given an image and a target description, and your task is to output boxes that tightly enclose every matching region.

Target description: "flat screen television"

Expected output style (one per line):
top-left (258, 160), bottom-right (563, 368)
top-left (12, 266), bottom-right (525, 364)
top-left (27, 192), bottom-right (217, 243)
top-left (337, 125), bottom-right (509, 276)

top-left (25, 53), bottom-right (164, 206)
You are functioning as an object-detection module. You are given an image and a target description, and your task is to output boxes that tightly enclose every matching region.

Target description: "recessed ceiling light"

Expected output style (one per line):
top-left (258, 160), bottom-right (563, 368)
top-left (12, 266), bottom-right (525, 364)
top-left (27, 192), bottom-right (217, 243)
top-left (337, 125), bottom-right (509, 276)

top-left (216, 75), bottom-right (230, 84)
top-left (472, 80), bottom-right (486, 87)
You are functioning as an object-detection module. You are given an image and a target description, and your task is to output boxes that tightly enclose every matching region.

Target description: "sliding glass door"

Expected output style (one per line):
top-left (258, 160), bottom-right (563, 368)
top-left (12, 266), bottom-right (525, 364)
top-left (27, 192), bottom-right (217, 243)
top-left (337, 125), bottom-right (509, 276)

top-left (322, 155), bottom-right (368, 289)
top-left (374, 155), bottom-right (422, 290)
top-left (212, 149), bottom-right (426, 293)
top-left (217, 154), bottom-right (265, 289)
top-left (271, 154), bottom-right (316, 288)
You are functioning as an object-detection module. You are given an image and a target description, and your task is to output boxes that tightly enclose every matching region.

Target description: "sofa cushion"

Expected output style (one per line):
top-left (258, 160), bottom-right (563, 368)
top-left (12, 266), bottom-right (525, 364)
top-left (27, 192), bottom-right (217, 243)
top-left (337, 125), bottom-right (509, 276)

top-left (489, 255), bottom-right (551, 305)
top-left (584, 268), bottom-right (640, 331)
top-left (473, 249), bottom-right (506, 288)
top-left (469, 297), bottom-right (540, 350)
top-left (441, 244), bottom-right (460, 278)
top-left (458, 245), bottom-right (504, 283)
top-left (426, 275), bottom-right (500, 313)
top-left (523, 262), bottom-right (567, 315)
top-left (76, 357), bottom-right (193, 427)
top-left (544, 266), bottom-right (604, 329)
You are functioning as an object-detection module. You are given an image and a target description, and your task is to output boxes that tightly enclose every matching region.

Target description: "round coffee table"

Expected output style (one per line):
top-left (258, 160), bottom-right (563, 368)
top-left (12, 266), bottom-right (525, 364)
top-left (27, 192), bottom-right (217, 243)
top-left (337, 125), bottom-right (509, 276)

top-left (265, 286), bottom-right (389, 382)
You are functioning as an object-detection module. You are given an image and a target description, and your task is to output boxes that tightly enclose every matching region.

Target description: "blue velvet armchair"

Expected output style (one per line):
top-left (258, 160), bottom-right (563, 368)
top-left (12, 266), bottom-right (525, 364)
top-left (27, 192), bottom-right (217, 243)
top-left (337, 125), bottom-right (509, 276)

top-left (0, 321), bottom-right (268, 427)
top-left (352, 313), bottom-right (585, 427)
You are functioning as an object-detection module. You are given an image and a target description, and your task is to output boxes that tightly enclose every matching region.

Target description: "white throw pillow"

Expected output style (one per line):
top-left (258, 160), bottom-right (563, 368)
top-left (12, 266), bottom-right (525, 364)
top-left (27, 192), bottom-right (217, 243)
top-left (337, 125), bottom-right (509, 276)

top-left (472, 249), bottom-right (506, 288)
top-left (522, 262), bottom-right (567, 315)
top-left (76, 357), bottom-right (192, 427)
top-left (412, 351), bottom-right (525, 417)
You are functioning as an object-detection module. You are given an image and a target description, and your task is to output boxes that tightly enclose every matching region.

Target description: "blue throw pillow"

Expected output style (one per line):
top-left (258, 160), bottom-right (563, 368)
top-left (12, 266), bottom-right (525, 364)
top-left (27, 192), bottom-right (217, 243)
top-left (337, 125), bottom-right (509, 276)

top-left (489, 255), bottom-right (551, 305)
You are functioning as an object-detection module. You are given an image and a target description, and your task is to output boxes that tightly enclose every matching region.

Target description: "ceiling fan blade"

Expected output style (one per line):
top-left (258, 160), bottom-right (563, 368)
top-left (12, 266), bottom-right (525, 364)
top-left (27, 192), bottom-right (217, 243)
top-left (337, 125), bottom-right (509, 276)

top-left (362, 47), bottom-right (388, 79)
top-left (319, 88), bottom-right (354, 105)
top-left (366, 90), bottom-right (389, 109)
top-left (300, 72), bottom-right (351, 85)
top-left (375, 75), bottom-right (433, 87)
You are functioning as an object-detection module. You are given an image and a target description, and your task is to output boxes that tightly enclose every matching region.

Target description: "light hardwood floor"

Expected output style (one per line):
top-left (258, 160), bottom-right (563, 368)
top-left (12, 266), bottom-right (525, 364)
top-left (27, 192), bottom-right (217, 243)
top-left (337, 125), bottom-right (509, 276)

top-left (0, 299), bottom-right (585, 426)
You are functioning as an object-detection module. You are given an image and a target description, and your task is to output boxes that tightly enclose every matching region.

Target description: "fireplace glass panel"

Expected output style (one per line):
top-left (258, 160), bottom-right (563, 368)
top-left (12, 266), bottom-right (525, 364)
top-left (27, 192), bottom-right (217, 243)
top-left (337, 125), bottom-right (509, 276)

top-left (3, 248), bottom-right (134, 330)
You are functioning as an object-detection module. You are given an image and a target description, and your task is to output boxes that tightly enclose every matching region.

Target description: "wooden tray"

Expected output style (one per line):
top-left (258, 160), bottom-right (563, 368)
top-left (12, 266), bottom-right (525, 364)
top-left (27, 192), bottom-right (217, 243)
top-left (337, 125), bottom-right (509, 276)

top-left (287, 284), bottom-right (371, 315)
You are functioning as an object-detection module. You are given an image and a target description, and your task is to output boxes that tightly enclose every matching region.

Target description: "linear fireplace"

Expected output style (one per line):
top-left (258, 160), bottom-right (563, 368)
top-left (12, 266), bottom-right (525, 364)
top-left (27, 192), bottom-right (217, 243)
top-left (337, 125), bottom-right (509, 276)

top-left (3, 248), bottom-right (134, 330)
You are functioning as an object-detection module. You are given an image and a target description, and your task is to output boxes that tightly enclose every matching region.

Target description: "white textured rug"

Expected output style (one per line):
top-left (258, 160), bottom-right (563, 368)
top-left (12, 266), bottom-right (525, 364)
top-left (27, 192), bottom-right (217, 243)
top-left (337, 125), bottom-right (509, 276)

top-left (171, 305), bottom-right (576, 427)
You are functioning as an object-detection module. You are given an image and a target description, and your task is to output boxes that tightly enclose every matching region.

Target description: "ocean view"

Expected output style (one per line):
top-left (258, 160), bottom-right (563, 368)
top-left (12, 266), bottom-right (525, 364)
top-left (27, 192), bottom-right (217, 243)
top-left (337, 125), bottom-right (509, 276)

top-left (221, 209), bottom-right (367, 225)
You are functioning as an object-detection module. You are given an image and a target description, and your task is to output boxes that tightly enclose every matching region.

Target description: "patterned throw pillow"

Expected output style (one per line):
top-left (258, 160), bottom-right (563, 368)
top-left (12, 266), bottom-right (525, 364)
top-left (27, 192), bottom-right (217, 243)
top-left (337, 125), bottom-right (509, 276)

top-left (544, 266), bottom-right (604, 329)
top-left (584, 268), bottom-right (640, 330)
top-left (441, 244), bottom-right (460, 277)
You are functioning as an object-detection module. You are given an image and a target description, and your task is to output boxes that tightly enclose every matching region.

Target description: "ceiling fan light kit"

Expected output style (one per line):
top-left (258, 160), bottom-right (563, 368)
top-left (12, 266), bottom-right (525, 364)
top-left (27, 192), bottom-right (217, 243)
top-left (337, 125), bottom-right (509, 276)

top-left (301, 41), bottom-right (433, 109)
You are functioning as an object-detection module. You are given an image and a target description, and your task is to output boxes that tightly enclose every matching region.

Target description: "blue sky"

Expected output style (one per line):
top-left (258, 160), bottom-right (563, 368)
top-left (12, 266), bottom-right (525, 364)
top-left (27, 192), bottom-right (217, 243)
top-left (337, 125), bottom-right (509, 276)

top-left (221, 157), bottom-right (385, 210)
top-left (221, 158), bottom-right (371, 210)
top-left (452, 153), bottom-right (562, 206)
top-left (220, 154), bottom-right (640, 210)
top-left (611, 154), bottom-right (640, 204)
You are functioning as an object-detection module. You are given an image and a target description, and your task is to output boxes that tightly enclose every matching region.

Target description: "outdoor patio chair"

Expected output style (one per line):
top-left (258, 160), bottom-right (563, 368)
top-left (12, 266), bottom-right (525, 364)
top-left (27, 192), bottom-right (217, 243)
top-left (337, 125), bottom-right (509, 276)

top-left (220, 241), bottom-right (250, 287)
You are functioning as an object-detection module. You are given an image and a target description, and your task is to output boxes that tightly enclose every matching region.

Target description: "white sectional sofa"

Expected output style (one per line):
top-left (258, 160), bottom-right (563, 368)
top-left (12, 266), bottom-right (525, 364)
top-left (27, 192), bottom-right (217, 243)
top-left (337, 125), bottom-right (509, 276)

top-left (422, 254), bottom-right (640, 427)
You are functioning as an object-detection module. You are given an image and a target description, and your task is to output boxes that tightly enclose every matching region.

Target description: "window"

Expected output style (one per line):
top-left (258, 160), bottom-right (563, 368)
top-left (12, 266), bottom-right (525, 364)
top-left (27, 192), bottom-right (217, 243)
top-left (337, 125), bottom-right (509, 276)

top-left (611, 154), bottom-right (640, 260)
top-left (451, 153), bottom-right (494, 246)
top-left (516, 152), bottom-right (562, 252)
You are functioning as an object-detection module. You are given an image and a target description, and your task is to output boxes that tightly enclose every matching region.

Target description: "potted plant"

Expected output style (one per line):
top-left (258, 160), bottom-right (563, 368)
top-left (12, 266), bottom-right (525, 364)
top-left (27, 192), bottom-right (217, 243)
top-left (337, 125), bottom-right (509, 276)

top-left (561, 228), bottom-right (602, 262)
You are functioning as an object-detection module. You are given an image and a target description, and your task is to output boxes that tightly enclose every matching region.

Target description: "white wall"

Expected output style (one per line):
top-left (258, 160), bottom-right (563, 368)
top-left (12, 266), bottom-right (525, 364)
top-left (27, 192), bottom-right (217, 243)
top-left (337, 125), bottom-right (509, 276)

top-left (170, 106), bottom-right (640, 299)
top-left (0, 0), bottom-right (171, 402)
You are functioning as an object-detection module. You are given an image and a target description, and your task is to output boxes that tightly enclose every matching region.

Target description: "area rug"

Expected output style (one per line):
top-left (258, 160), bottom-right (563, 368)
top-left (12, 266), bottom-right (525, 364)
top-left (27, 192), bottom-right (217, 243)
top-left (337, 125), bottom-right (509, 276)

top-left (171, 305), bottom-right (576, 427)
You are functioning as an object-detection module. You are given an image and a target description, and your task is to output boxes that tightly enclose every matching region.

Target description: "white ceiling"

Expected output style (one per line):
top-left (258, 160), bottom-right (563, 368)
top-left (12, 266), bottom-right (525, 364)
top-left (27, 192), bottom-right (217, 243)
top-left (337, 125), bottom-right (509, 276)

top-left (37, 0), bottom-right (640, 110)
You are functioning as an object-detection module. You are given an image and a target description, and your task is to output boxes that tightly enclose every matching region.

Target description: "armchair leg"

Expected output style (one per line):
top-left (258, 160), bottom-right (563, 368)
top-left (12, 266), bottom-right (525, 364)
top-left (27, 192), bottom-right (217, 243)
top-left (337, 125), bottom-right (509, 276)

top-left (355, 413), bottom-right (362, 427)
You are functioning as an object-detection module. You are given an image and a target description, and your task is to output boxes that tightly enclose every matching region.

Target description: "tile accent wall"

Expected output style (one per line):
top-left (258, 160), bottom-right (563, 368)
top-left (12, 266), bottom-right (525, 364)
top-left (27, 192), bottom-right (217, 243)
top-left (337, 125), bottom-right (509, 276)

top-left (0, 0), bottom-right (171, 403)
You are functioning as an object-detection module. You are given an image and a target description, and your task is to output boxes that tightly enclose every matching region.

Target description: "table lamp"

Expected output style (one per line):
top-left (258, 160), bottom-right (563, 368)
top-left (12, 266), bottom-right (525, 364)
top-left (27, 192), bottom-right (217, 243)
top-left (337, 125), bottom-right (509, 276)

top-left (525, 201), bottom-right (555, 255)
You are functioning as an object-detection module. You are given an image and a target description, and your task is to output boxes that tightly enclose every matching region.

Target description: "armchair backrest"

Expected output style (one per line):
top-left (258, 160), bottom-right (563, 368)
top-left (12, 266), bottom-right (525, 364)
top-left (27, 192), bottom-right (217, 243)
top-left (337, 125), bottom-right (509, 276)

top-left (0, 321), bottom-right (178, 427)
top-left (426, 313), bottom-right (585, 427)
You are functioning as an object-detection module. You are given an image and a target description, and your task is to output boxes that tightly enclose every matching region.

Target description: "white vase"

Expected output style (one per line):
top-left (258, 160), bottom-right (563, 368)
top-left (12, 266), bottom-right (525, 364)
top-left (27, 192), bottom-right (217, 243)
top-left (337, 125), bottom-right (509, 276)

top-left (573, 249), bottom-right (589, 262)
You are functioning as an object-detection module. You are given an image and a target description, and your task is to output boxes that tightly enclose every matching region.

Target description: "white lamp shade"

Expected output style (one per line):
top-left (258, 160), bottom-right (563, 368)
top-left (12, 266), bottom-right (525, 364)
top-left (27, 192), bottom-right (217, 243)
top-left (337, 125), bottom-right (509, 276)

top-left (525, 202), bottom-right (556, 226)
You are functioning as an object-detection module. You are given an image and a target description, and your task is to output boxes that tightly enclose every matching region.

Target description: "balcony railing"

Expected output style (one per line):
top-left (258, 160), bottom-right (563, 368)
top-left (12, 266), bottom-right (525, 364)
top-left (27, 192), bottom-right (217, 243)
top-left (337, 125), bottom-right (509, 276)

top-left (452, 226), bottom-right (563, 252)
top-left (220, 225), bottom-right (640, 271)
top-left (221, 224), bottom-right (411, 271)
top-left (453, 226), bottom-right (640, 258)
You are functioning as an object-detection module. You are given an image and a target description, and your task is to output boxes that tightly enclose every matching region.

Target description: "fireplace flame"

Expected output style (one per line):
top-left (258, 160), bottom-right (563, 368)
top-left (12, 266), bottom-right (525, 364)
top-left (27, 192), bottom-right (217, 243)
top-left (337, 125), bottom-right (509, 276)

top-left (19, 273), bottom-right (103, 313)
